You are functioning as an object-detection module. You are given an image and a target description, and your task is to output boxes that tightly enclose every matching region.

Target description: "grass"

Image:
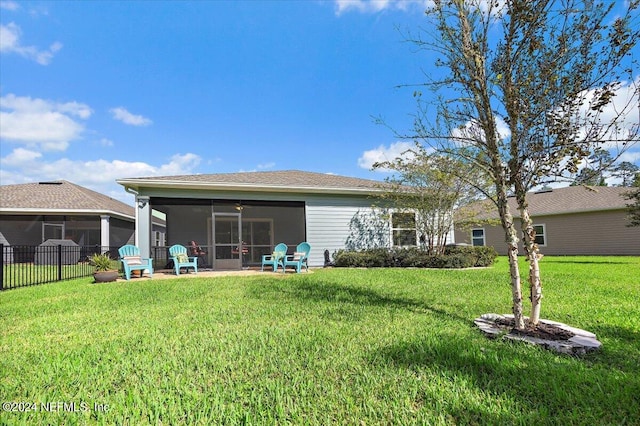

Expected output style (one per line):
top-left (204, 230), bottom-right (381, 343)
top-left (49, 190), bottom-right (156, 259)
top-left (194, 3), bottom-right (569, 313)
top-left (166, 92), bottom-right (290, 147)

top-left (1, 256), bottom-right (638, 425)
top-left (2, 262), bottom-right (96, 289)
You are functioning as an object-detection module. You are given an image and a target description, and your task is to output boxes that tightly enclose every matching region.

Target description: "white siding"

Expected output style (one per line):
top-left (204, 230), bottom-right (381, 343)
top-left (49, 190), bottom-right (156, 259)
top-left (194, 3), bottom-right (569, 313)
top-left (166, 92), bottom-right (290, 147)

top-left (305, 196), bottom-right (390, 267)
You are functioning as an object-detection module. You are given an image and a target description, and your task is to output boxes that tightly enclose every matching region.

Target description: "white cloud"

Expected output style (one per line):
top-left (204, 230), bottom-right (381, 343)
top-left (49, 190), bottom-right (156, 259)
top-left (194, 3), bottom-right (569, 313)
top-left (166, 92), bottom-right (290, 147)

top-left (157, 153), bottom-right (201, 175)
top-left (618, 150), bottom-right (640, 164)
top-left (0, 22), bottom-right (62, 65)
top-left (257, 162), bottom-right (276, 170)
top-left (0, 147), bottom-right (42, 166)
top-left (110, 107), bottom-right (153, 126)
top-left (0, 150), bottom-right (203, 204)
top-left (334, 0), bottom-right (432, 15)
top-left (0, 1), bottom-right (20, 10)
top-left (358, 141), bottom-right (416, 170)
top-left (451, 116), bottom-right (511, 145)
top-left (577, 76), bottom-right (639, 149)
top-left (0, 94), bottom-right (92, 151)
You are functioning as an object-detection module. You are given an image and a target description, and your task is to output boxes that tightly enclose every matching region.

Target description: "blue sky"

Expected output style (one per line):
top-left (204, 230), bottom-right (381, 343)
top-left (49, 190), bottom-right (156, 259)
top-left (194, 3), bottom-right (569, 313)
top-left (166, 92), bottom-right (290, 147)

top-left (1, 0), bottom-right (638, 205)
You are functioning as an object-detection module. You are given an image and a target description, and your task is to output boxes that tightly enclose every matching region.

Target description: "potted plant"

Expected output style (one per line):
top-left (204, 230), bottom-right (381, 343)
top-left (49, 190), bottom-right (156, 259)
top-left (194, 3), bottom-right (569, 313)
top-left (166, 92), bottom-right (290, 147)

top-left (91, 253), bottom-right (119, 283)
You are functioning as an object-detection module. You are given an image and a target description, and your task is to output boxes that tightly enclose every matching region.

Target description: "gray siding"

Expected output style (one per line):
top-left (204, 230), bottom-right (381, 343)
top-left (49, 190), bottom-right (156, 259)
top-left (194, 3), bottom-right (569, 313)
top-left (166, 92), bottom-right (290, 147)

top-left (455, 210), bottom-right (640, 256)
top-left (306, 196), bottom-right (390, 267)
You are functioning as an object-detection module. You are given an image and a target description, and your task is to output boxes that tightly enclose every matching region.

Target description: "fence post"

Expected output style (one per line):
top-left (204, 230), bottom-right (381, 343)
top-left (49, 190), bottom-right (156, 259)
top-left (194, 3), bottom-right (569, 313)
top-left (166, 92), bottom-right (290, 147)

top-left (57, 244), bottom-right (63, 282)
top-left (1, 243), bottom-right (4, 291)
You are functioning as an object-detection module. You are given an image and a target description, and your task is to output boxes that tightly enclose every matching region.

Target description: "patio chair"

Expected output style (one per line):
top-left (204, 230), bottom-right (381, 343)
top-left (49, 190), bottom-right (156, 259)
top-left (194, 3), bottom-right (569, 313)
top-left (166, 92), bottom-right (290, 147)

top-left (261, 242), bottom-right (288, 272)
top-left (169, 244), bottom-right (198, 275)
top-left (118, 245), bottom-right (154, 281)
top-left (189, 240), bottom-right (207, 267)
top-left (281, 242), bottom-right (310, 273)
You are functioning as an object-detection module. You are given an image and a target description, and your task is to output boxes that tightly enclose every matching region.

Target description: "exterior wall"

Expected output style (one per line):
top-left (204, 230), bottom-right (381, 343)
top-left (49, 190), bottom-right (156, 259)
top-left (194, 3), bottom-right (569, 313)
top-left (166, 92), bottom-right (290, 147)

top-left (139, 187), bottom-right (460, 268)
top-left (138, 188), bottom-right (389, 269)
top-left (306, 196), bottom-right (390, 267)
top-left (455, 210), bottom-right (640, 256)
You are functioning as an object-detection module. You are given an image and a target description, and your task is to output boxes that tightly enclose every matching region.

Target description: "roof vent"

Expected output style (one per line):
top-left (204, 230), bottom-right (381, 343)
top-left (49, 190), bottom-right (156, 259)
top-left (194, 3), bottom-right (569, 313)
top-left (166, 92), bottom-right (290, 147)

top-left (535, 186), bottom-right (553, 194)
top-left (38, 181), bottom-right (63, 185)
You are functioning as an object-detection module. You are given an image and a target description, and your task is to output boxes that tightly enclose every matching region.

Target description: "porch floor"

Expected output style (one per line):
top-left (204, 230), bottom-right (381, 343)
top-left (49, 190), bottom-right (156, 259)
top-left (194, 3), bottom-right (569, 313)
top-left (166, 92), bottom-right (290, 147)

top-left (117, 266), bottom-right (312, 281)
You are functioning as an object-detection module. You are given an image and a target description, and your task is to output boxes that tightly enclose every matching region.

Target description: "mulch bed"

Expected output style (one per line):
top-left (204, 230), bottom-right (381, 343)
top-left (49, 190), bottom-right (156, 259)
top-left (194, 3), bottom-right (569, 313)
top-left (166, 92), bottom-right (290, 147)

top-left (494, 317), bottom-right (575, 341)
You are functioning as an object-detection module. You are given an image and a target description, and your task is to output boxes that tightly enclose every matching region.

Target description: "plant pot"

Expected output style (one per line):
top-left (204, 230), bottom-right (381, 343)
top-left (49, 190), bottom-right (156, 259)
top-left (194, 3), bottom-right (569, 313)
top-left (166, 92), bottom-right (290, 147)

top-left (93, 270), bottom-right (119, 283)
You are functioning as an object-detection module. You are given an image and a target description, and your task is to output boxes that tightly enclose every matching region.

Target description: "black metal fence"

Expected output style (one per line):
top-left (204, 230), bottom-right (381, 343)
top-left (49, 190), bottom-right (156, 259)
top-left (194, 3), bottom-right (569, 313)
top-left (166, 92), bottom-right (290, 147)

top-left (0, 244), bottom-right (124, 291)
top-left (1, 244), bottom-right (204, 290)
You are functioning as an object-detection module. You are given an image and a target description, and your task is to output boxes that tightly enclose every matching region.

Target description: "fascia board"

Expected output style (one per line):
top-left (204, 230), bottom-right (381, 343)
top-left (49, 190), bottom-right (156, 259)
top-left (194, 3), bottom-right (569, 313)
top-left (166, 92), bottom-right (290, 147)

top-left (0, 208), bottom-right (135, 221)
top-left (116, 179), bottom-right (386, 196)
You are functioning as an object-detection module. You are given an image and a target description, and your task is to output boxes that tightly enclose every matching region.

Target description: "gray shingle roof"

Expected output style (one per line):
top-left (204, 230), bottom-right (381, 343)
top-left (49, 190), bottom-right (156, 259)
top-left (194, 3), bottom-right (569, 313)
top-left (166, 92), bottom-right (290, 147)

top-left (117, 170), bottom-right (387, 193)
top-left (460, 186), bottom-right (633, 220)
top-left (0, 180), bottom-right (134, 219)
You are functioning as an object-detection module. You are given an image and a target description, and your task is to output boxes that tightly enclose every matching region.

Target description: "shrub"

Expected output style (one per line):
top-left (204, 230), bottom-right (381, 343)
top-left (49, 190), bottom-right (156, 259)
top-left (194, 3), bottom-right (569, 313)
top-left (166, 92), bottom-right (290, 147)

top-left (444, 245), bottom-right (498, 267)
top-left (333, 245), bottom-right (497, 269)
top-left (333, 248), bottom-right (394, 267)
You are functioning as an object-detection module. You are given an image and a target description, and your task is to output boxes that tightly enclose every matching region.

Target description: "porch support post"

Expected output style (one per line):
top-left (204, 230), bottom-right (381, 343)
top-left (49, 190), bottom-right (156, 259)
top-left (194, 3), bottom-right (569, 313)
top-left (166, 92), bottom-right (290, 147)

top-left (136, 196), bottom-right (152, 259)
top-left (100, 214), bottom-right (110, 253)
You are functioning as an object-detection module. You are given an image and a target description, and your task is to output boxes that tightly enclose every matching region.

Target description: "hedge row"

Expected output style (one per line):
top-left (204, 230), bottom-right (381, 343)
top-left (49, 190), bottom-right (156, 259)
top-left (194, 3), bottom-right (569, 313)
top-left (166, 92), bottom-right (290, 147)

top-left (332, 246), bottom-right (498, 269)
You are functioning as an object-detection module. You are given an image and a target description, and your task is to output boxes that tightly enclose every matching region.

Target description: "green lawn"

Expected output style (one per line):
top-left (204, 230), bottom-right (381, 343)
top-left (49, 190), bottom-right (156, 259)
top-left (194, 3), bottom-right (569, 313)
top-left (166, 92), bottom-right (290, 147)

top-left (1, 257), bottom-right (638, 425)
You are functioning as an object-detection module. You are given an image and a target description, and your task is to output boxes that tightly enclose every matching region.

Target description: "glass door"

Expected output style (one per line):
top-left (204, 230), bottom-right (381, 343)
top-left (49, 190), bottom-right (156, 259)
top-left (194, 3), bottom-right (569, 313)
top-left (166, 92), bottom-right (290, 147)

top-left (213, 213), bottom-right (242, 270)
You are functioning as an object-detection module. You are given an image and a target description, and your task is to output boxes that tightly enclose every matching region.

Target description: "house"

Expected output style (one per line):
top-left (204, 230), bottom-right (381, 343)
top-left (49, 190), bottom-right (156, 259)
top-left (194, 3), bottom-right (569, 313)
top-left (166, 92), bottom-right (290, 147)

top-left (116, 170), bottom-right (437, 269)
top-left (0, 180), bottom-right (163, 261)
top-left (453, 186), bottom-right (640, 256)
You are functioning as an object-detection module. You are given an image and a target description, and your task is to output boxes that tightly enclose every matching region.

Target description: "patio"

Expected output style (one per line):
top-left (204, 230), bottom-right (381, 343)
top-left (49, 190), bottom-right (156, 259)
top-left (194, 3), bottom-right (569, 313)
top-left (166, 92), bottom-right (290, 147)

top-left (116, 267), bottom-right (314, 281)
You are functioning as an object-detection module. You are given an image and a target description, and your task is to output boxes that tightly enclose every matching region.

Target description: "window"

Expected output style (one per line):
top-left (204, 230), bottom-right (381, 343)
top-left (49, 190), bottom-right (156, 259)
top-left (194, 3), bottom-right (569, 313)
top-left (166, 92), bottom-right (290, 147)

top-left (471, 228), bottom-right (485, 246)
top-left (153, 231), bottom-right (165, 247)
top-left (533, 224), bottom-right (546, 246)
top-left (43, 222), bottom-right (64, 242)
top-left (391, 212), bottom-right (417, 246)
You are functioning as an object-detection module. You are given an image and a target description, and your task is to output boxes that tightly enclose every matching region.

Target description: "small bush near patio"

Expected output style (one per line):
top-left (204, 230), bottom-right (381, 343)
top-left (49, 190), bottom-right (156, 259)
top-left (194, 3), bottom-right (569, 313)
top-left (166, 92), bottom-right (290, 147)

top-left (333, 245), bottom-right (497, 268)
top-left (0, 256), bottom-right (638, 424)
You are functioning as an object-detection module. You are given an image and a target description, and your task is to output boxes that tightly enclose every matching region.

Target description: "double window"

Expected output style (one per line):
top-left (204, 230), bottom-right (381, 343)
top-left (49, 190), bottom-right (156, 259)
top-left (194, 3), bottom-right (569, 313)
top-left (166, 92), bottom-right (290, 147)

top-left (391, 212), bottom-right (417, 247)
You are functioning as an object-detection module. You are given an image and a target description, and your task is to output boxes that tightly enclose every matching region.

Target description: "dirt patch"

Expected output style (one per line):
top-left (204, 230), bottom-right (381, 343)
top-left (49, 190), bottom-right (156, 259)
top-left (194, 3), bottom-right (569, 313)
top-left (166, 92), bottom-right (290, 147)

top-left (474, 313), bottom-right (601, 355)
top-left (494, 317), bottom-right (575, 341)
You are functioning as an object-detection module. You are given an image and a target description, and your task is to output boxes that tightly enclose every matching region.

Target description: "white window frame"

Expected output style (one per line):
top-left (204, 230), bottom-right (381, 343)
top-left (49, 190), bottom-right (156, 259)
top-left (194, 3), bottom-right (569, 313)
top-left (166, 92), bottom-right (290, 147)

top-left (42, 222), bottom-right (64, 242)
top-left (153, 231), bottom-right (165, 247)
top-left (390, 211), bottom-right (417, 247)
top-left (533, 224), bottom-right (547, 247)
top-left (471, 228), bottom-right (485, 247)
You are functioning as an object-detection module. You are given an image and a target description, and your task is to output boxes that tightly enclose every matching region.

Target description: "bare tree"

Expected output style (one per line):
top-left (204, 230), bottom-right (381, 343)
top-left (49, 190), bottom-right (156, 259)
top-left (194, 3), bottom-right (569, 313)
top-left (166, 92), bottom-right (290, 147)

top-left (372, 145), bottom-right (488, 255)
top-left (402, 0), bottom-right (639, 329)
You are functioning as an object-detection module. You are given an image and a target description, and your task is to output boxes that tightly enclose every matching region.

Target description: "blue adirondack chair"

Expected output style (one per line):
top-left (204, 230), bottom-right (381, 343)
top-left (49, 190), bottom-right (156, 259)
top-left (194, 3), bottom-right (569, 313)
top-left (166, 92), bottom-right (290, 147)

top-left (281, 242), bottom-right (310, 273)
top-left (118, 245), bottom-right (153, 280)
top-left (169, 244), bottom-right (198, 275)
top-left (261, 242), bottom-right (288, 272)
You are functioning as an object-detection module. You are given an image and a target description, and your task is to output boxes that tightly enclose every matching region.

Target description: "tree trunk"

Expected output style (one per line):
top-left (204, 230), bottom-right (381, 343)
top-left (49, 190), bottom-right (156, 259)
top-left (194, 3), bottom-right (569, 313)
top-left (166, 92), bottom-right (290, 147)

top-left (518, 202), bottom-right (543, 327)
top-left (497, 190), bottom-right (526, 330)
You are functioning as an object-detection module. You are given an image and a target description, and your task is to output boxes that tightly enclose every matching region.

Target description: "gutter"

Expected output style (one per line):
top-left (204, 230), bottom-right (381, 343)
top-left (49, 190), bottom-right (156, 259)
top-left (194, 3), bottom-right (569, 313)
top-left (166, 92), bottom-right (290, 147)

top-left (116, 179), bottom-right (387, 196)
top-left (0, 208), bottom-right (135, 221)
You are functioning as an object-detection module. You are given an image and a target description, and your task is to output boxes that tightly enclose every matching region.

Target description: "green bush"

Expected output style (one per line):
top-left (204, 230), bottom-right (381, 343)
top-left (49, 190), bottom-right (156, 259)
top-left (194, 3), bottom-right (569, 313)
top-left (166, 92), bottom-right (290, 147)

top-left (444, 245), bottom-right (498, 267)
top-left (333, 248), bottom-right (394, 267)
top-left (333, 245), bottom-right (497, 269)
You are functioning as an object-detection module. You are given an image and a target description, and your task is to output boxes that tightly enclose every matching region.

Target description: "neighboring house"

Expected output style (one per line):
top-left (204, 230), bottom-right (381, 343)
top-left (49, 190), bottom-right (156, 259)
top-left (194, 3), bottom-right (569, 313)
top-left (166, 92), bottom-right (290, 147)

top-left (0, 181), bottom-right (159, 261)
top-left (454, 186), bottom-right (640, 256)
top-left (116, 170), bottom-right (444, 269)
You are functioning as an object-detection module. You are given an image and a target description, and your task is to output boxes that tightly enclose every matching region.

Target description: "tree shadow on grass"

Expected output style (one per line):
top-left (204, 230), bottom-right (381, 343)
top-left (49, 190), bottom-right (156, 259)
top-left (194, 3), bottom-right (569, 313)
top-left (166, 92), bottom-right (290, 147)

top-left (541, 258), bottom-right (636, 265)
top-left (369, 336), bottom-right (640, 424)
top-left (246, 276), bottom-right (472, 327)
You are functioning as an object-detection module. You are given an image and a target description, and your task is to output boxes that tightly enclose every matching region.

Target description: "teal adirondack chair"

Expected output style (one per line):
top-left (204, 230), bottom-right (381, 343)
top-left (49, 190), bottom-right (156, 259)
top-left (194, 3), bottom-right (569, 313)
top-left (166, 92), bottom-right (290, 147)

top-left (118, 245), bottom-right (153, 280)
top-left (281, 242), bottom-right (310, 273)
top-left (169, 244), bottom-right (198, 275)
top-left (261, 243), bottom-right (288, 272)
